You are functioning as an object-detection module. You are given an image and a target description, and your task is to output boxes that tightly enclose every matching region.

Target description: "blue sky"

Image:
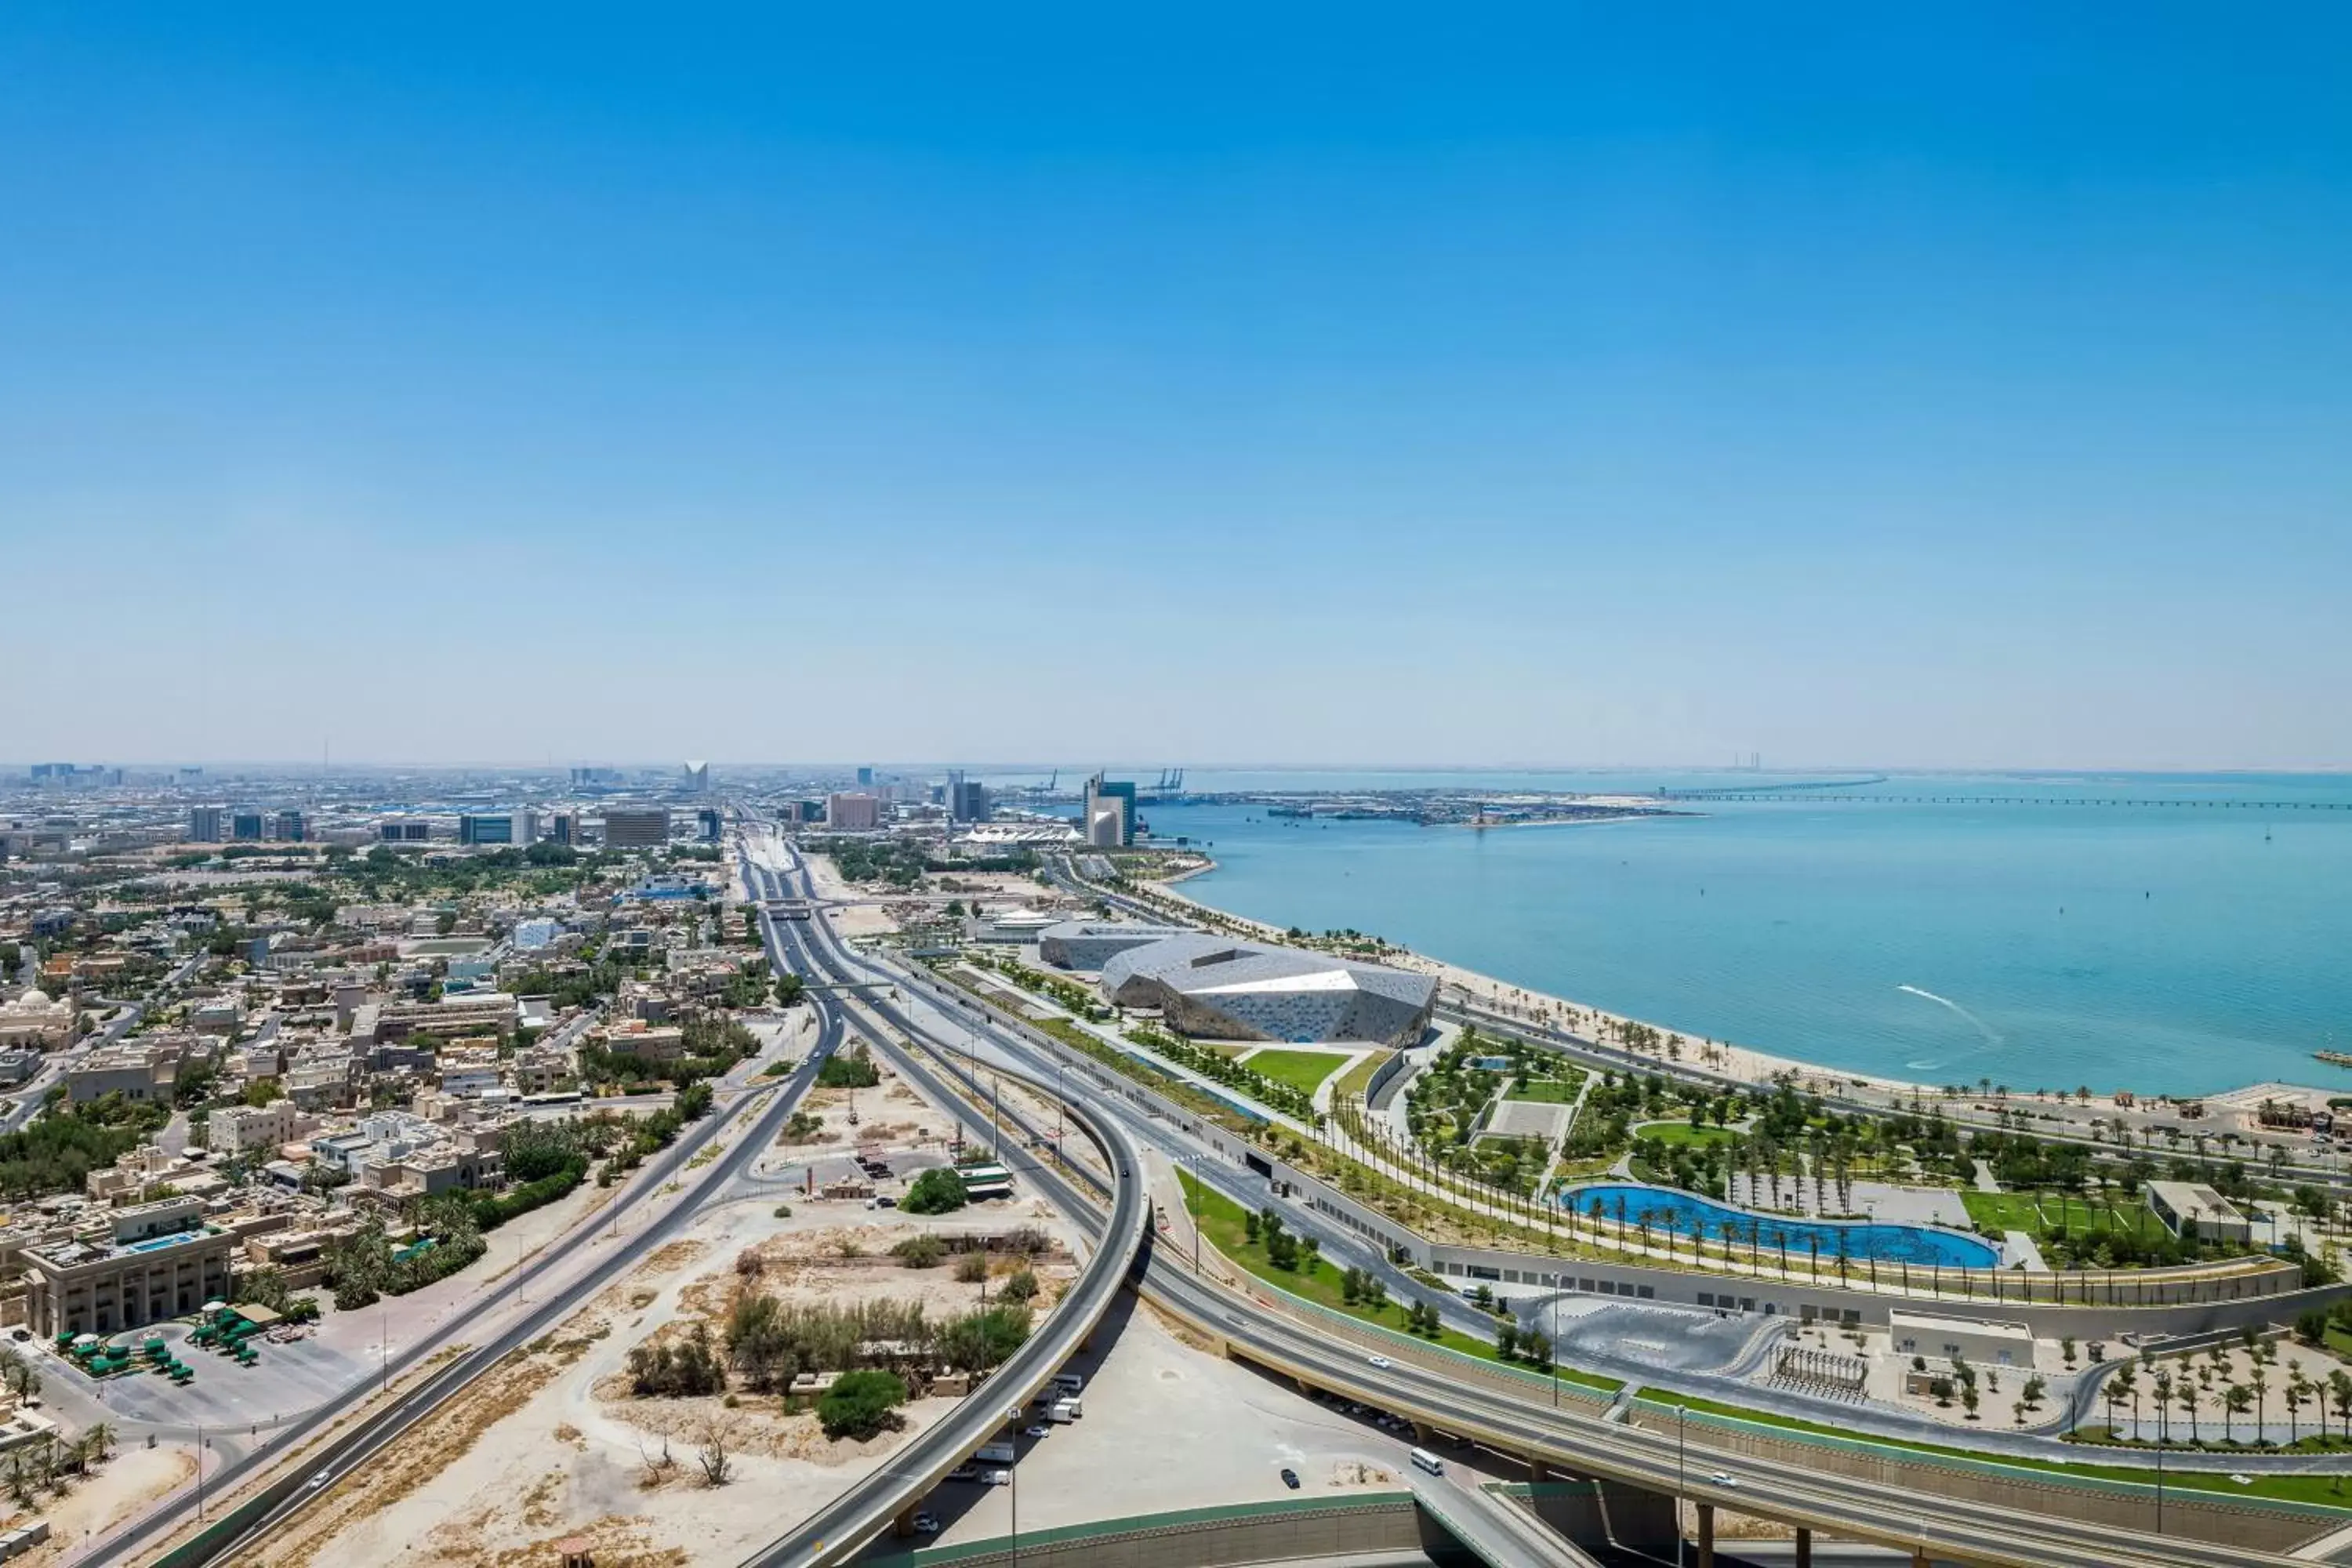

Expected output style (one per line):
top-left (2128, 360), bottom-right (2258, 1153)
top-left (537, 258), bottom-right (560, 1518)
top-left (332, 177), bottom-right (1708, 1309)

top-left (5, 4), bottom-right (2350, 768)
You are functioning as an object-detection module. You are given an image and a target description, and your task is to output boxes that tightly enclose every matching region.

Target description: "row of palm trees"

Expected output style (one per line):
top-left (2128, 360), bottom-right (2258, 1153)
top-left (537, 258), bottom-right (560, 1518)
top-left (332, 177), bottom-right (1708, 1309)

top-left (2100, 1354), bottom-right (2352, 1447)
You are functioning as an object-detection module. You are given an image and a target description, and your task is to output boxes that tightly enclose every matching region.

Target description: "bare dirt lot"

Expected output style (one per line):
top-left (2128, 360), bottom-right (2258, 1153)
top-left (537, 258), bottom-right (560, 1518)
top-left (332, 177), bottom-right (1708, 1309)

top-left (245, 1181), bottom-right (1087, 1566)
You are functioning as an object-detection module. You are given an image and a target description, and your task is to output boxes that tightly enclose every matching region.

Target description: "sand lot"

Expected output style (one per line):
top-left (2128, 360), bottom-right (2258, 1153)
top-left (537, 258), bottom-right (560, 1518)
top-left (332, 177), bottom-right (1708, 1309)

top-left (249, 1178), bottom-right (1087, 1567)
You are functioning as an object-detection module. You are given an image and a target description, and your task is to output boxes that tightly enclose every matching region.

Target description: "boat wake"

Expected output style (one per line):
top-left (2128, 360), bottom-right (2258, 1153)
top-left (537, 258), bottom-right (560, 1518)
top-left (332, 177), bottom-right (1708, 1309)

top-left (1897, 983), bottom-right (2005, 1069)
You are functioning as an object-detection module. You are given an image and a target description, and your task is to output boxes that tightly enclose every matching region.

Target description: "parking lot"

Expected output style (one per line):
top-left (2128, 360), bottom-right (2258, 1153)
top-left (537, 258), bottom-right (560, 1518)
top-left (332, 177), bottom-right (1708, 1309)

top-left (40, 1320), bottom-right (372, 1434)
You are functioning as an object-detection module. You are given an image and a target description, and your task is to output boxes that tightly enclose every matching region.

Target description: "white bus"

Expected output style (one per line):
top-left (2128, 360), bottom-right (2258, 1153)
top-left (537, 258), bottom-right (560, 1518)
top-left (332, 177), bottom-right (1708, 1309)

top-left (1410, 1447), bottom-right (1444, 1476)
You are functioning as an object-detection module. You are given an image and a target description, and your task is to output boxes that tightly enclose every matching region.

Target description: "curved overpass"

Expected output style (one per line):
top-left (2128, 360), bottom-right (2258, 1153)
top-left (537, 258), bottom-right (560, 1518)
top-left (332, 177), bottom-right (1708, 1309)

top-left (757, 843), bottom-right (2327, 1568)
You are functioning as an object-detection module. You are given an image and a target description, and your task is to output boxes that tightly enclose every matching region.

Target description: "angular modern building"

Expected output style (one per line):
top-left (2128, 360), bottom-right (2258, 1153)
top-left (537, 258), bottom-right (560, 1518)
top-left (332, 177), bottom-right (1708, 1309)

top-left (1098, 935), bottom-right (1436, 1046)
top-left (1037, 920), bottom-right (1196, 971)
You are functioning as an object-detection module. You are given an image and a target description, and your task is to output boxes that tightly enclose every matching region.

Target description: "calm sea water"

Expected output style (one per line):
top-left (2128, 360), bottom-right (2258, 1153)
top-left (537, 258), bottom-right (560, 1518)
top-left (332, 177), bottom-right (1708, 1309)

top-left (1140, 771), bottom-right (2352, 1097)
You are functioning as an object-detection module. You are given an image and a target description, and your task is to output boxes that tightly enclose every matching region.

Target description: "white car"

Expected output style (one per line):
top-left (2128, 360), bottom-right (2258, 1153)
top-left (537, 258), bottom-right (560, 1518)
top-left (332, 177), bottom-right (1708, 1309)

top-left (1367, 1354), bottom-right (1392, 1370)
top-left (912, 1512), bottom-right (941, 1534)
top-left (981, 1469), bottom-right (1013, 1486)
top-left (1024, 1424), bottom-right (1049, 1439)
top-left (1708, 1471), bottom-right (1738, 1488)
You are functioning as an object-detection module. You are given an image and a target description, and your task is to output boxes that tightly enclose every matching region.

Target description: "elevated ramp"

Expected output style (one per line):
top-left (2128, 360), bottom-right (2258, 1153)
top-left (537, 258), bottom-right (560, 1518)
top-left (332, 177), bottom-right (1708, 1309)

top-left (1408, 1473), bottom-right (1605, 1568)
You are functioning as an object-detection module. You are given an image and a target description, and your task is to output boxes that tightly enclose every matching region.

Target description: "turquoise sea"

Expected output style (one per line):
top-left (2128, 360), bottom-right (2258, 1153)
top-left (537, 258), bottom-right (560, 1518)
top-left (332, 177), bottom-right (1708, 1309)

top-left (1135, 771), bottom-right (2352, 1098)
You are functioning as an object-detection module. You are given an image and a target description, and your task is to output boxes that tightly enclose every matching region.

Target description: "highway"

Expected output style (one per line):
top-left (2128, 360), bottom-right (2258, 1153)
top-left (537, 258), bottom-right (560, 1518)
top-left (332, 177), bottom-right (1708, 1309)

top-left (122, 975), bottom-right (847, 1567)
top-left (732, 840), bottom-right (1150, 1568)
top-left (755, 826), bottom-right (2329, 1568)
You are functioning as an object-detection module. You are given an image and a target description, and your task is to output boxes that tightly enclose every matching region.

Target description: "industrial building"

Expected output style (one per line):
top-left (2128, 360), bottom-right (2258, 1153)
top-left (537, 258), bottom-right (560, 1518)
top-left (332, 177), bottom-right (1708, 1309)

top-left (1038, 920), bottom-right (1197, 971)
top-left (1097, 935), bottom-right (1436, 1046)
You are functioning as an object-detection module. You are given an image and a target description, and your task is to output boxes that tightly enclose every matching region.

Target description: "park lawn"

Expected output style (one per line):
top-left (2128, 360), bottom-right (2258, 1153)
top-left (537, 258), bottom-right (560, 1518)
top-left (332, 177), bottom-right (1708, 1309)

top-left (1176, 1170), bottom-right (1620, 1392)
top-left (1636, 1392), bottom-right (2352, 1512)
top-left (1634, 1121), bottom-right (1735, 1149)
top-left (1334, 1047), bottom-right (1396, 1101)
top-left (1960, 1191), bottom-right (2159, 1241)
top-left (1240, 1047), bottom-right (1352, 1097)
top-left (1505, 1076), bottom-right (1583, 1104)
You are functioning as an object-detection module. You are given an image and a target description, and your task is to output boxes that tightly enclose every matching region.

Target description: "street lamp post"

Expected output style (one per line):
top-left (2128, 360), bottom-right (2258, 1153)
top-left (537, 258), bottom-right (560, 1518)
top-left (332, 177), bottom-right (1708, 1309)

top-left (1676, 1407), bottom-right (1686, 1568)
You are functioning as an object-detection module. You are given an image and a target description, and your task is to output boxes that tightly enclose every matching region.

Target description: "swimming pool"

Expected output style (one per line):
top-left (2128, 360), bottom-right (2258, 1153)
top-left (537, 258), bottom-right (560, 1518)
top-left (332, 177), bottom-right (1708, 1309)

top-left (1558, 1183), bottom-right (2000, 1269)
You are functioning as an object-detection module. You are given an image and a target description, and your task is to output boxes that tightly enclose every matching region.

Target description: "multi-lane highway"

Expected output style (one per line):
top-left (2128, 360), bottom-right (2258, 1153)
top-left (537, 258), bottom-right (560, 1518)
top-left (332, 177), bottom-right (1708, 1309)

top-left (733, 840), bottom-right (1149, 1568)
top-left (751, 826), bottom-right (2333, 1568)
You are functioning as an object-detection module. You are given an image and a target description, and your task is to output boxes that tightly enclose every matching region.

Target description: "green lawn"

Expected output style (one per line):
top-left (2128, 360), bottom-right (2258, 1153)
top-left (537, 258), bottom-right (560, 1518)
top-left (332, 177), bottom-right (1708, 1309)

top-left (1960, 1190), bottom-right (2158, 1241)
top-left (1633, 1121), bottom-right (1734, 1148)
top-left (1635, 1392), bottom-right (2352, 1512)
top-left (1239, 1048), bottom-right (1351, 1097)
top-left (1175, 1170), bottom-right (1618, 1390)
top-left (1505, 1076), bottom-right (1582, 1104)
top-left (1333, 1047), bottom-right (1396, 1101)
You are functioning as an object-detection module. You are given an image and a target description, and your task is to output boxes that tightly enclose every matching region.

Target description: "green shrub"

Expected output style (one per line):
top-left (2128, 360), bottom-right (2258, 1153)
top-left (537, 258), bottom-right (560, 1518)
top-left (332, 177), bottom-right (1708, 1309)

top-left (902, 1167), bottom-right (968, 1215)
top-left (893, 1234), bottom-right (946, 1269)
top-left (818, 1369), bottom-right (908, 1440)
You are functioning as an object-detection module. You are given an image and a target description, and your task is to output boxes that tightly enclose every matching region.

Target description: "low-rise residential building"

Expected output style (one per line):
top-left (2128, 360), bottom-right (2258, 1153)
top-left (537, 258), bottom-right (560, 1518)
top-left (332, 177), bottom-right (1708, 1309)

top-left (593, 1021), bottom-right (686, 1062)
top-left (209, 1098), bottom-right (314, 1157)
top-left (436, 1045), bottom-right (503, 1098)
top-left (372, 992), bottom-right (518, 1041)
top-left (66, 1034), bottom-right (209, 1105)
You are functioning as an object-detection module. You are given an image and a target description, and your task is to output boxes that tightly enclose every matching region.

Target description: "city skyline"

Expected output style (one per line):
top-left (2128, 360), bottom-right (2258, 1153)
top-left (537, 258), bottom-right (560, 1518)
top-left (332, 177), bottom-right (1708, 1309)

top-left (8, 5), bottom-right (2350, 768)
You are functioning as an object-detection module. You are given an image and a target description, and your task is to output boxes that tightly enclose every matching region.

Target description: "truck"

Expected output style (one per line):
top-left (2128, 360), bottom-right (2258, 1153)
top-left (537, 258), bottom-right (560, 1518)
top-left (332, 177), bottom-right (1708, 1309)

top-left (975, 1442), bottom-right (1016, 1466)
top-left (1045, 1396), bottom-right (1081, 1423)
top-left (1050, 1372), bottom-right (1084, 1396)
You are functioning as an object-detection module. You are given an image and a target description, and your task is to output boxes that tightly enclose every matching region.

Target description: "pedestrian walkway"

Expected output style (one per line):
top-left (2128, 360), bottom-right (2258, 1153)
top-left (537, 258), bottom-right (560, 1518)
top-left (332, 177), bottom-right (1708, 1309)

top-left (1971, 1158), bottom-right (2002, 1193)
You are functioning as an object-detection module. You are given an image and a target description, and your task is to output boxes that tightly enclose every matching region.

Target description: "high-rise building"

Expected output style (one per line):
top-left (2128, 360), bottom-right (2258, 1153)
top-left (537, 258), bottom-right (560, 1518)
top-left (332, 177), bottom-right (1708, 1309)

top-left (683, 760), bottom-right (710, 793)
top-left (187, 806), bottom-right (226, 843)
top-left (826, 793), bottom-right (881, 830)
top-left (1083, 774), bottom-right (1136, 847)
top-left (230, 811), bottom-right (267, 841)
top-left (855, 766), bottom-right (874, 786)
top-left (946, 771), bottom-right (991, 823)
top-left (274, 809), bottom-right (308, 842)
top-left (570, 767), bottom-right (619, 788)
top-left (696, 808), bottom-right (722, 842)
top-left (602, 808), bottom-right (671, 849)
top-left (549, 812), bottom-right (579, 847)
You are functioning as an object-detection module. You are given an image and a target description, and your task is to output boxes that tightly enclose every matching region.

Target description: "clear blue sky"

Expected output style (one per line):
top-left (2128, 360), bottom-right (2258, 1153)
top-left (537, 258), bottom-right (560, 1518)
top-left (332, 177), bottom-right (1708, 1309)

top-left (5, 4), bottom-right (2350, 769)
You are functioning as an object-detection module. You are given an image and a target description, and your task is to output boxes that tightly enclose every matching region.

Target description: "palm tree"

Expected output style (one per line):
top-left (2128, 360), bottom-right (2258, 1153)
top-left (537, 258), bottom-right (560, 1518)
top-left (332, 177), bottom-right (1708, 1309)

top-left (2329, 1370), bottom-right (2352, 1443)
top-left (2287, 1370), bottom-right (2311, 1446)
top-left (2253, 1370), bottom-right (2271, 1447)
top-left (2178, 1378), bottom-right (2200, 1443)
top-left (2153, 1370), bottom-right (2174, 1445)
top-left (2225, 1384), bottom-right (2253, 1444)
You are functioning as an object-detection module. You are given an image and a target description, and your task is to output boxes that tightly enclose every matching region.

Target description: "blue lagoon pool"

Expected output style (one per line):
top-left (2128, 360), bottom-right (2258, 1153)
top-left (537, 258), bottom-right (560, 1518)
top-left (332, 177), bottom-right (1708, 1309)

top-left (1559, 1184), bottom-right (1998, 1269)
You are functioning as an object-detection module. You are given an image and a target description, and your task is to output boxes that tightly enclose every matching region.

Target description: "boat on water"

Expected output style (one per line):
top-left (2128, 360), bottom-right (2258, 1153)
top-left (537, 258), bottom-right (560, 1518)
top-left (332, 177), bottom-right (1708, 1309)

top-left (2315, 1050), bottom-right (2352, 1069)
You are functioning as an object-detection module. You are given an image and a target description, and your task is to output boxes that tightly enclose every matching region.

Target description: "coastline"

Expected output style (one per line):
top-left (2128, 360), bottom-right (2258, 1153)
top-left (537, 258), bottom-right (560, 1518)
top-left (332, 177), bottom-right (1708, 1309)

top-left (1131, 862), bottom-right (2331, 1116)
top-left (1138, 872), bottom-right (1930, 1103)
